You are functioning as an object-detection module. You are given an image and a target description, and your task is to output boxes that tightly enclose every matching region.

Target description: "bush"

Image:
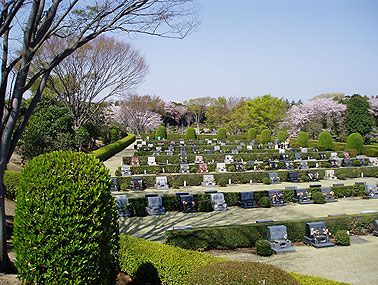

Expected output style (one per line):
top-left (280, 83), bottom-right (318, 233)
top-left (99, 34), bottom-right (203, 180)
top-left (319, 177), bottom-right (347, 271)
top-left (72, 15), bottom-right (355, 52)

top-left (185, 127), bottom-right (197, 139)
top-left (156, 126), bottom-right (167, 139)
top-left (91, 134), bottom-right (135, 161)
top-left (262, 177), bottom-right (270, 185)
top-left (344, 148), bottom-right (357, 158)
top-left (334, 230), bottom-right (350, 246)
top-left (119, 235), bottom-right (221, 284)
top-left (110, 127), bottom-right (120, 143)
top-left (277, 131), bottom-right (288, 142)
top-left (187, 261), bottom-right (298, 284)
top-left (258, 196), bottom-right (271, 208)
top-left (4, 170), bottom-right (20, 200)
top-left (256, 240), bottom-right (272, 256)
top-left (346, 133), bottom-right (364, 154)
top-left (14, 151), bottom-right (119, 284)
top-left (297, 132), bottom-right (308, 147)
top-left (247, 128), bottom-right (257, 140)
top-left (217, 127), bottom-right (227, 140)
top-left (317, 131), bottom-right (333, 151)
top-left (312, 191), bottom-right (325, 204)
top-left (364, 145), bottom-right (378, 157)
top-left (261, 129), bottom-right (272, 144)
top-left (352, 159), bottom-right (361, 167)
top-left (338, 173), bottom-right (347, 180)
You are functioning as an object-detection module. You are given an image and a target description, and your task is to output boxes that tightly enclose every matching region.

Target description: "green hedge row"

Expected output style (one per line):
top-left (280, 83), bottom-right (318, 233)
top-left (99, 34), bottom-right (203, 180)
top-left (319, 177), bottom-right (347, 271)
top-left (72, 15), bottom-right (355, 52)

top-left (4, 170), bottom-right (20, 200)
top-left (91, 134), bottom-right (135, 161)
top-left (124, 185), bottom-right (365, 217)
top-left (165, 212), bottom-right (378, 250)
top-left (115, 166), bottom-right (378, 191)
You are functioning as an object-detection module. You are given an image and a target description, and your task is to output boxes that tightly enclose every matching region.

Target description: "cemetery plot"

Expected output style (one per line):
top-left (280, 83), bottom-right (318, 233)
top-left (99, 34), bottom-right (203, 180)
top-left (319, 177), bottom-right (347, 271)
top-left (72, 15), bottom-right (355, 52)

top-left (365, 184), bottom-right (378, 199)
top-left (202, 175), bottom-right (216, 187)
top-left (321, 187), bottom-right (337, 202)
top-left (293, 189), bottom-right (312, 204)
top-left (179, 194), bottom-right (197, 213)
top-left (303, 222), bottom-right (335, 248)
top-left (238, 192), bottom-right (257, 208)
top-left (155, 176), bottom-right (169, 190)
top-left (268, 190), bottom-right (285, 206)
top-left (115, 195), bottom-right (132, 217)
top-left (267, 225), bottom-right (295, 254)
top-left (146, 196), bottom-right (165, 215)
top-left (210, 193), bottom-right (228, 211)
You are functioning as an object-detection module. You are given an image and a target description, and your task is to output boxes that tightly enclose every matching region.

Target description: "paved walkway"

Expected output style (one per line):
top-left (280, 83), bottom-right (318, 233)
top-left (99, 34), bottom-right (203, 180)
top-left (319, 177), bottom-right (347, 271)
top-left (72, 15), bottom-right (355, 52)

top-left (103, 141), bottom-right (137, 176)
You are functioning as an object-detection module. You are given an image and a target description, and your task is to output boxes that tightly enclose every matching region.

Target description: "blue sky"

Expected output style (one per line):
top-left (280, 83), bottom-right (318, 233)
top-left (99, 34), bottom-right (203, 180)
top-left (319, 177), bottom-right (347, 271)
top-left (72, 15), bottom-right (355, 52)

top-left (126, 0), bottom-right (378, 103)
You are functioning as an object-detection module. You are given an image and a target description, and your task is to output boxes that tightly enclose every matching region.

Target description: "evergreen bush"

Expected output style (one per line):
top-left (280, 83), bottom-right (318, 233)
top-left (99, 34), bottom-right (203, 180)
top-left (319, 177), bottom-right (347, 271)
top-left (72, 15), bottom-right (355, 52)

top-left (277, 131), bottom-right (288, 142)
top-left (217, 128), bottom-right (227, 140)
top-left (297, 132), bottom-right (308, 147)
top-left (247, 128), bottom-right (257, 140)
top-left (14, 151), bottom-right (119, 284)
top-left (256, 240), bottom-right (272, 256)
top-left (335, 230), bottom-right (350, 246)
top-left (317, 131), bottom-right (333, 151)
top-left (258, 196), bottom-right (271, 208)
top-left (156, 126), bottom-right (167, 139)
top-left (312, 191), bottom-right (326, 204)
top-left (4, 170), bottom-right (20, 200)
top-left (261, 129), bottom-right (271, 144)
top-left (346, 133), bottom-right (364, 154)
top-left (185, 127), bottom-right (197, 139)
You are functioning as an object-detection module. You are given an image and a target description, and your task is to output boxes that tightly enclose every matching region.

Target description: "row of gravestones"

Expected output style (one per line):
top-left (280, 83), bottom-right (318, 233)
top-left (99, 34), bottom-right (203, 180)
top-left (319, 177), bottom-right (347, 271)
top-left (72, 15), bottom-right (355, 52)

top-left (113, 184), bottom-right (378, 217)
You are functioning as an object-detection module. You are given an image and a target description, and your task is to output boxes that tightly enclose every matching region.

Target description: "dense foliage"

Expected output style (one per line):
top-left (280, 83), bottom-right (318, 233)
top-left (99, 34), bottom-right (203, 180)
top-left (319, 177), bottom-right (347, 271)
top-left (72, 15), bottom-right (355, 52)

top-left (312, 192), bottom-right (326, 204)
top-left (297, 132), bottom-right (308, 147)
top-left (277, 130), bottom-right (288, 142)
top-left (344, 95), bottom-right (372, 138)
top-left (334, 230), bottom-right (350, 246)
top-left (317, 131), bottom-right (333, 150)
top-left (14, 151), bottom-right (119, 284)
top-left (156, 126), bottom-right (167, 139)
top-left (346, 133), bottom-right (364, 154)
top-left (256, 240), bottom-right (272, 256)
top-left (3, 170), bottom-right (20, 200)
top-left (217, 127), bottom-right (227, 140)
top-left (247, 128), bottom-right (257, 140)
top-left (185, 127), bottom-right (197, 139)
top-left (260, 129), bottom-right (272, 143)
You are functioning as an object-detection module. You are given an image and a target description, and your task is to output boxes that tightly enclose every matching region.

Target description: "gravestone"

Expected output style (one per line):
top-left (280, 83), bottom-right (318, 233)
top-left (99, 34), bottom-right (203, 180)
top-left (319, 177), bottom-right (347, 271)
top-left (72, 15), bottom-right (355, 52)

top-left (121, 165), bottom-right (131, 176)
top-left (299, 160), bottom-right (309, 169)
top-left (373, 220), bottom-right (378, 236)
top-left (147, 156), bottom-right (157, 166)
top-left (205, 149), bottom-right (213, 154)
top-left (343, 152), bottom-right (351, 159)
top-left (324, 170), bottom-right (337, 180)
top-left (329, 159), bottom-right (340, 168)
top-left (330, 152), bottom-right (339, 159)
top-left (180, 195), bottom-right (197, 213)
top-left (202, 175), bottom-right (216, 187)
top-left (215, 162), bottom-right (226, 173)
top-left (131, 157), bottom-right (140, 166)
top-left (285, 186), bottom-right (297, 190)
top-left (195, 155), bottom-right (204, 164)
top-left (224, 155), bottom-right (234, 163)
top-left (355, 181), bottom-right (366, 186)
top-left (303, 222), bottom-right (335, 248)
top-left (110, 178), bottom-right (119, 192)
top-left (179, 154), bottom-right (188, 163)
top-left (268, 190), bottom-right (285, 206)
top-left (267, 225), bottom-right (295, 253)
top-left (365, 184), bottom-right (378, 199)
top-left (247, 145), bottom-right (253, 150)
top-left (146, 196), bottom-right (165, 215)
top-left (293, 188), bottom-right (312, 204)
top-left (321, 187), bottom-right (337, 202)
top-left (342, 158), bottom-right (352, 167)
top-left (369, 158), bottom-right (378, 166)
top-left (284, 161), bottom-right (294, 170)
top-left (210, 193), bottom-right (228, 211)
top-left (287, 171), bottom-right (299, 182)
top-left (269, 161), bottom-right (277, 170)
top-left (238, 192), bottom-right (257, 208)
top-left (180, 163), bottom-right (190, 174)
top-left (234, 162), bottom-right (244, 172)
top-left (280, 154), bottom-right (289, 161)
top-left (319, 153), bottom-right (326, 159)
top-left (165, 150), bottom-right (173, 156)
top-left (294, 153), bottom-right (302, 161)
top-left (214, 145), bottom-right (220, 151)
top-left (308, 170), bottom-right (319, 181)
top-left (198, 163), bottom-right (209, 173)
top-left (131, 177), bottom-right (144, 191)
top-left (268, 172), bottom-right (281, 184)
top-left (115, 195), bottom-right (131, 217)
top-left (301, 148), bottom-right (308, 153)
top-left (152, 150), bottom-right (160, 156)
top-left (154, 176), bottom-right (169, 190)
top-left (358, 158), bottom-right (366, 166)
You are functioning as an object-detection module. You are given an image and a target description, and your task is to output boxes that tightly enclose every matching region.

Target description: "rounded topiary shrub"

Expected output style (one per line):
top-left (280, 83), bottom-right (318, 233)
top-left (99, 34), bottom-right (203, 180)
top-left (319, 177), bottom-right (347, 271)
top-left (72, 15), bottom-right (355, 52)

top-left (258, 196), bottom-right (271, 208)
top-left (261, 129), bottom-right (271, 144)
top-left (187, 261), bottom-right (298, 284)
top-left (297, 131), bottom-right (308, 147)
top-left (277, 131), bottom-right (288, 142)
top-left (247, 128), bottom-right (257, 141)
top-left (335, 230), bottom-right (350, 246)
top-left (156, 126), bottom-right (167, 139)
top-left (262, 177), bottom-right (270, 185)
top-left (317, 131), bottom-right (333, 151)
top-left (312, 191), bottom-right (325, 204)
top-left (217, 127), bottom-right (227, 140)
top-left (256, 240), bottom-right (272, 256)
top-left (185, 127), bottom-right (197, 139)
top-left (14, 151), bottom-right (119, 284)
top-left (346, 133), bottom-right (364, 154)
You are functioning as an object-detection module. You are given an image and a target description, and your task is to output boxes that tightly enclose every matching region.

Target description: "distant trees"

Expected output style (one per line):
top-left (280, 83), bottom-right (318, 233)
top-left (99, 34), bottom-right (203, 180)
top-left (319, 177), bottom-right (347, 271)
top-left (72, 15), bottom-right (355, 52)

top-left (344, 95), bottom-right (372, 138)
top-left (185, 97), bottom-right (212, 131)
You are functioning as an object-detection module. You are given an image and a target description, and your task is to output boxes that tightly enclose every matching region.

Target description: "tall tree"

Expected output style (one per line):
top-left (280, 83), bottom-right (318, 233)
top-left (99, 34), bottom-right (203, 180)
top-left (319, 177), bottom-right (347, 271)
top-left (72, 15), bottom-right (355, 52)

top-left (205, 96), bottom-right (240, 130)
top-left (185, 97), bottom-right (212, 131)
top-left (36, 36), bottom-right (148, 128)
top-left (0, 0), bottom-right (199, 271)
top-left (344, 95), bottom-right (372, 138)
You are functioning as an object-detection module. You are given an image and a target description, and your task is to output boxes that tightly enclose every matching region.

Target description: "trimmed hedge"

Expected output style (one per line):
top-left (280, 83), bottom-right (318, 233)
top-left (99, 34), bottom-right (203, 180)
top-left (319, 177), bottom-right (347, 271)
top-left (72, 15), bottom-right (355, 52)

top-left (256, 240), bottom-right (272, 256)
top-left (247, 128), bottom-right (257, 140)
top-left (261, 129), bottom-right (271, 144)
top-left (318, 132), bottom-right (333, 151)
top-left (119, 235), bottom-right (222, 284)
top-left (4, 170), bottom-right (20, 200)
top-left (156, 126), bottom-right (167, 139)
top-left (289, 272), bottom-right (349, 285)
top-left (297, 132), bottom-right (308, 148)
top-left (346, 133), bottom-right (363, 154)
top-left (91, 134), bottom-right (135, 161)
top-left (277, 131), bottom-right (288, 142)
top-left (217, 128), bottom-right (227, 140)
top-left (14, 151), bottom-right (119, 283)
top-left (165, 212), bottom-right (378, 250)
top-left (335, 230), bottom-right (350, 246)
top-left (185, 127), bottom-right (197, 139)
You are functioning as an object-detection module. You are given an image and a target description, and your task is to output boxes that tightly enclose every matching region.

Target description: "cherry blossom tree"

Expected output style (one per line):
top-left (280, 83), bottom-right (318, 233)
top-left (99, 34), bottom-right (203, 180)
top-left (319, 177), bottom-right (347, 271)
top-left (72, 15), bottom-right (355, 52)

top-left (282, 97), bottom-right (347, 138)
top-left (164, 102), bottom-right (188, 126)
top-left (368, 97), bottom-right (378, 117)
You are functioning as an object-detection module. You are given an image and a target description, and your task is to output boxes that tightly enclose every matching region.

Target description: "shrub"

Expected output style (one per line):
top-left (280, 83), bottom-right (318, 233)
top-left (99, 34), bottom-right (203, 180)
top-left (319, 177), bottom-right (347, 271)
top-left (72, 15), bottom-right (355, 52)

top-left (262, 177), bottom-right (270, 185)
top-left (261, 129), bottom-right (272, 144)
top-left (156, 126), bottom-right (167, 139)
top-left (91, 134), bottom-right (135, 161)
top-left (300, 173), bottom-right (310, 182)
top-left (338, 173), bottom-right (347, 180)
top-left (256, 240), bottom-right (272, 256)
top-left (344, 148), bottom-right (357, 158)
top-left (352, 159), bottom-right (361, 167)
top-left (14, 151), bottom-right (119, 284)
top-left (185, 127), bottom-right (197, 139)
top-left (258, 196), bottom-right (271, 208)
top-left (187, 261), bottom-right (298, 284)
top-left (297, 132), bottom-right (308, 147)
top-left (312, 191), bottom-right (325, 204)
top-left (217, 127), bottom-right (227, 140)
top-left (277, 130), bottom-right (288, 142)
top-left (247, 128), bottom-right (257, 140)
top-left (334, 230), bottom-right (350, 246)
top-left (317, 131), bottom-right (333, 151)
top-left (119, 235), bottom-right (221, 284)
top-left (346, 133), bottom-right (364, 154)
top-left (4, 170), bottom-right (20, 200)
top-left (364, 145), bottom-right (378, 157)
top-left (110, 127), bottom-right (120, 143)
